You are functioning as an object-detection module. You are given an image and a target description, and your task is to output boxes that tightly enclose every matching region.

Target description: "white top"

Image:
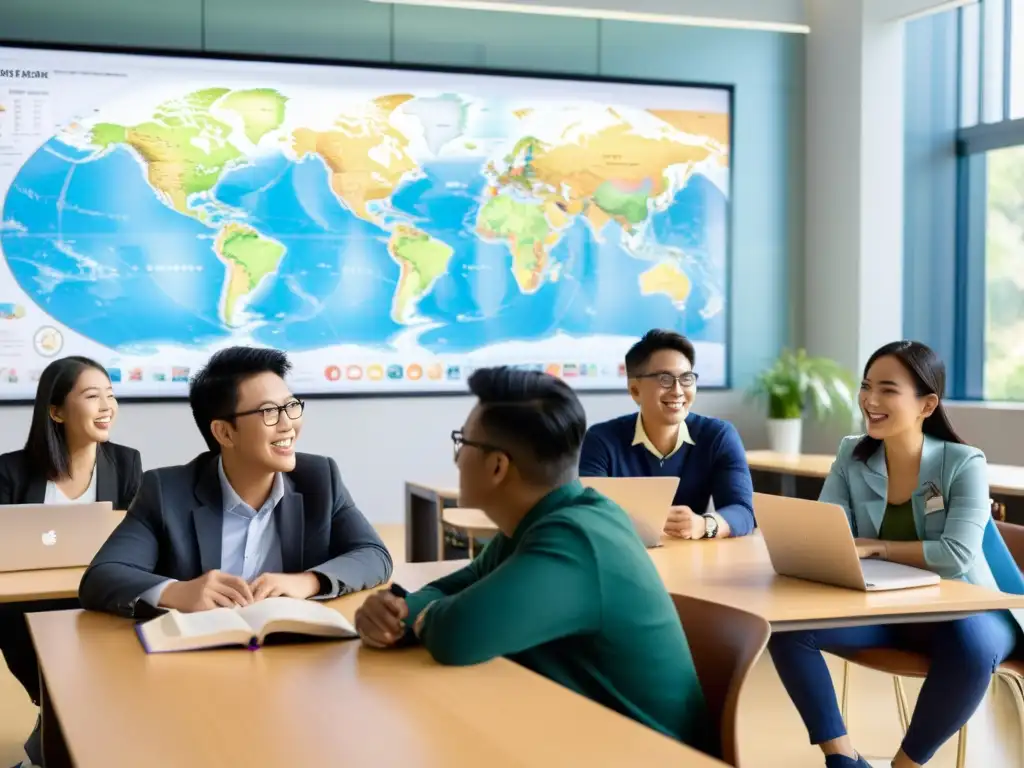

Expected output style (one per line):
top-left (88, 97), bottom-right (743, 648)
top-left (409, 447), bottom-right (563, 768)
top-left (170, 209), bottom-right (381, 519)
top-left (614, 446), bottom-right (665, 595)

top-left (44, 467), bottom-right (98, 505)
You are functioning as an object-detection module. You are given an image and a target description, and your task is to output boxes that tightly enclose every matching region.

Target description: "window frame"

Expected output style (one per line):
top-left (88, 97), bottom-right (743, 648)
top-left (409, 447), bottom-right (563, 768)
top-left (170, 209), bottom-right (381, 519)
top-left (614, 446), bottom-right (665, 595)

top-left (950, 0), bottom-right (1024, 400)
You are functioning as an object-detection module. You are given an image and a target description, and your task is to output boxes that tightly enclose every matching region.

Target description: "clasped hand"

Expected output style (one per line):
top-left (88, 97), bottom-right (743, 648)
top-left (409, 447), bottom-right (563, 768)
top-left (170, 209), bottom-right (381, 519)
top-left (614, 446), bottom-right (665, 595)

top-left (354, 590), bottom-right (409, 648)
top-left (664, 505), bottom-right (706, 540)
top-left (159, 570), bottom-right (320, 612)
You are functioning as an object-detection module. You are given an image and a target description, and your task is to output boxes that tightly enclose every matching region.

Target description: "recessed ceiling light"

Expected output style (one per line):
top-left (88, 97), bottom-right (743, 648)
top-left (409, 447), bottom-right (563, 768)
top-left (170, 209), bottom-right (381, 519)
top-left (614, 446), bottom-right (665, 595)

top-left (365, 0), bottom-right (812, 34)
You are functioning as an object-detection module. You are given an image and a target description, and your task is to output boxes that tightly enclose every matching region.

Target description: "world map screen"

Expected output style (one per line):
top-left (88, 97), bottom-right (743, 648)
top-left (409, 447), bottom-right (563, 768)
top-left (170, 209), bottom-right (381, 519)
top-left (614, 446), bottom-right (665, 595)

top-left (0, 44), bottom-right (732, 398)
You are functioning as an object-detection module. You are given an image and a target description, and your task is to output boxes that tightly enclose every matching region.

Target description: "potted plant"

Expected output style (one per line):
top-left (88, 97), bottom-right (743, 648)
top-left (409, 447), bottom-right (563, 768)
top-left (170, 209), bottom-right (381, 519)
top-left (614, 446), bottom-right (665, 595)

top-left (746, 348), bottom-right (857, 455)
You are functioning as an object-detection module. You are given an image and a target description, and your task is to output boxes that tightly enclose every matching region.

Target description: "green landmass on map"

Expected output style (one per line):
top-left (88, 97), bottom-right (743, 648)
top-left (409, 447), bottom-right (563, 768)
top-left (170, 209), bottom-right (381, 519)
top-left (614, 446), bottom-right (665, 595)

top-left (220, 88), bottom-right (288, 144)
top-left (592, 181), bottom-right (650, 226)
top-left (215, 223), bottom-right (286, 326)
top-left (389, 225), bottom-right (455, 322)
top-left (87, 87), bottom-right (285, 215)
top-left (477, 194), bottom-right (555, 293)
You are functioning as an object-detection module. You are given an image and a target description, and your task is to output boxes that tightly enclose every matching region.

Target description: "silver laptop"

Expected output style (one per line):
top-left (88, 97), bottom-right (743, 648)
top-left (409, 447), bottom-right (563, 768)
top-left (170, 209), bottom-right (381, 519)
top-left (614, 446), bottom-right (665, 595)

top-left (0, 502), bottom-right (122, 572)
top-left (581, 476), bottom-right (680, 548)
top-left (754, 493), bottom-right (940, 591)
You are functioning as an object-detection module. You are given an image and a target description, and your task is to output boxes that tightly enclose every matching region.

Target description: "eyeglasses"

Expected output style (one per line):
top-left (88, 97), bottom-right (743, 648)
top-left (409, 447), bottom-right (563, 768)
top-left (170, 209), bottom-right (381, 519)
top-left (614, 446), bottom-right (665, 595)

top-left (232, 399), bottom-right (305, 427)
top-left (450, 429), bottom-right (507, 463)
top-left (635, 371), bottom-right (699, 390)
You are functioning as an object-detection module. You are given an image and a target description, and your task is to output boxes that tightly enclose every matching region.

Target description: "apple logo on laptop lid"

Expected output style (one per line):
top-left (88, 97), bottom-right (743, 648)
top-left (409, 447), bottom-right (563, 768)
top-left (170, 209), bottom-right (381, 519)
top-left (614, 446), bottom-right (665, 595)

top-left (41, 530), bottom-right (57, 547)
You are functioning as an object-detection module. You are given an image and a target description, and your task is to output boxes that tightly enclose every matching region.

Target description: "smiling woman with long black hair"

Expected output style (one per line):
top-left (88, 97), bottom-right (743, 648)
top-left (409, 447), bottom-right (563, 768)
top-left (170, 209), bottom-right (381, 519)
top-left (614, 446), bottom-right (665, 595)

top-left (768, 341), bottom-right (1023, 768)
top-left (0, 355), bottom-right (142, 768)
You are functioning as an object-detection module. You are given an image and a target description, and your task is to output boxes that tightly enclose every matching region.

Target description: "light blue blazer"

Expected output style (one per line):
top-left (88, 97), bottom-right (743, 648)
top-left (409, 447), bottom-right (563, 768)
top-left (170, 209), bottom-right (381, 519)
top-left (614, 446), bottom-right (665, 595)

top-left (821, 434), bottom-right (1024, 632)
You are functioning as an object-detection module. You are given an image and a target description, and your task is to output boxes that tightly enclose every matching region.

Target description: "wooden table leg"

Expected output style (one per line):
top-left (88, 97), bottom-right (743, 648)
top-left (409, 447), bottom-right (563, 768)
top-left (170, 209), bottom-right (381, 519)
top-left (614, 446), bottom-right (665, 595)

top-left (405, 485), bottom-right (442, 562)
top-left (779, 473), bottom-right (797, 497)
top-left (40, 672), bottom-right (72, 768)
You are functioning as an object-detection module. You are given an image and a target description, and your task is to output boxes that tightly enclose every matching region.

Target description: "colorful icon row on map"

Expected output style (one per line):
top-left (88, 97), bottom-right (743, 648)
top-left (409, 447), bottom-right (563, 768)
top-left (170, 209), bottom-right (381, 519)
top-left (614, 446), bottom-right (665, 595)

top-left (322, 362), bottom-right (628, 383)
top-left (105, 367), bottom-right (190, 384)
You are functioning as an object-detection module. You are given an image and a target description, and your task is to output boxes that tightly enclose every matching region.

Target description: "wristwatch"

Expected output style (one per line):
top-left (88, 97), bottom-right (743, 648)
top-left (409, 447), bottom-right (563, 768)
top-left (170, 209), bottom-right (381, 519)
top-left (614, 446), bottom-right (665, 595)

top-left (702, 514), bottom-right (719, 539)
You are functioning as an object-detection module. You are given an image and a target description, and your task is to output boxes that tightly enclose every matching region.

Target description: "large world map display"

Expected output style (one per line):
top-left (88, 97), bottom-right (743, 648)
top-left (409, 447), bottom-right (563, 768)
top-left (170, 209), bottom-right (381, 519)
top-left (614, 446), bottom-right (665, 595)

top-left (0, 47), bottom-right (731, 397)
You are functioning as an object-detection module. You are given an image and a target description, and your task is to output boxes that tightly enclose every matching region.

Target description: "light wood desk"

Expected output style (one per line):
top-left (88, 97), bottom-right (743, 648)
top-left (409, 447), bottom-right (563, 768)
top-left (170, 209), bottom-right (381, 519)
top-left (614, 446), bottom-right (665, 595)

top-left (29, 560), bottom-right (722, 768)
top-left (406, 459), bottom-right (1024, 561)
top-left (650, 534), bottom-right (1024, 631)
top-left (746, 449), bottom-right (1024, 498)
top-left (0, 524), bottom-right (407, 606)
top-left (0, 567), bottom-right (85, 604)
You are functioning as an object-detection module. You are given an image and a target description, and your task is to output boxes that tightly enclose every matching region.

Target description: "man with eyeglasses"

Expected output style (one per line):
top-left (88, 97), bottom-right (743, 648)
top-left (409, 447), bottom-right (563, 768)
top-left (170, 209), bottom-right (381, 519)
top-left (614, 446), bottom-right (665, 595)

top-left (79, 346), bottom-right (391, 617)
top-left (353, 366), bottom-right (710, 752)
top-left (579, 329), bottom-right (755, 540)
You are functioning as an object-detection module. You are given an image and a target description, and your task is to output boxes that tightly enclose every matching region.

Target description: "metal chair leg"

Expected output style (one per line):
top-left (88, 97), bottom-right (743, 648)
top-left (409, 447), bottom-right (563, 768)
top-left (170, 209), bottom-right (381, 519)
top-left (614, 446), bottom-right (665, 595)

top-left (954, 722), bottom-right (967, 768)
top-left (840, 661), bottom-right (851, 723)
top-left (996, 670), bottom-right (1024, 716)
top-left (893, 676), bottom-right (911, 734)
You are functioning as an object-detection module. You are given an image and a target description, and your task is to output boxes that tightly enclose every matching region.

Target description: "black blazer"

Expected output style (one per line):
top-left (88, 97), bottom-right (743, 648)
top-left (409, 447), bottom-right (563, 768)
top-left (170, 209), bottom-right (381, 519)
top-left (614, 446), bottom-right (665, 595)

top-left (78, 451), bottom-right (393, 618)
top-left (0, 442), bottom-right (142, 509)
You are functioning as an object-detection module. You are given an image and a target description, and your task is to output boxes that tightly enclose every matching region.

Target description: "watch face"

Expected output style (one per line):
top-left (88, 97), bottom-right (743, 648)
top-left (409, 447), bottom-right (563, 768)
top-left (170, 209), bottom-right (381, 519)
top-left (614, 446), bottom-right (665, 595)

top-left (705, 516), bottom-right (718, 538)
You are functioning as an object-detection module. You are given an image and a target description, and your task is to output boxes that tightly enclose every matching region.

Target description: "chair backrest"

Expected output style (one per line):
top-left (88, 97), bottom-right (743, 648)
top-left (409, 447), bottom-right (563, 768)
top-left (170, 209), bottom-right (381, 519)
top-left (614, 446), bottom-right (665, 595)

top-left (995, 521), bottom-right (1024, 571)
top-left (671, 593), bottom-right (771, 767)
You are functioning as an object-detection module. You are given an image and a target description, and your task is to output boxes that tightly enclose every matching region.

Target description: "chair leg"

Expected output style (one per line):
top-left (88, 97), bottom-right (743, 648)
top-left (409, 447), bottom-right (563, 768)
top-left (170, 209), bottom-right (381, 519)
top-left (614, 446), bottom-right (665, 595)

top-left (997, 670), bottom-right (1024, 712)
top-left (840, 660), bottom-right (851, 723)
top-left (467, 535), bottom-right (474, 558)
top-left (954, 723), bottom-right (967, 768)
top-left (893, 676), bottom-right (911, 734)
top-left (996, 671), bottom-right (1024, 735)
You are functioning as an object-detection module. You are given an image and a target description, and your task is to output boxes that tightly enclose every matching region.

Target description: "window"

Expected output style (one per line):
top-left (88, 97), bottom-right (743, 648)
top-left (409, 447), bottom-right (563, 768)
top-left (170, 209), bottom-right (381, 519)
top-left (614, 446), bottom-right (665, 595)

top-left (984, 146), bottom-right (1024, 399)
top-left (953, 0), bottom-right (1024, 401)
top-left (1013, 0), bottom-right (1024, 118)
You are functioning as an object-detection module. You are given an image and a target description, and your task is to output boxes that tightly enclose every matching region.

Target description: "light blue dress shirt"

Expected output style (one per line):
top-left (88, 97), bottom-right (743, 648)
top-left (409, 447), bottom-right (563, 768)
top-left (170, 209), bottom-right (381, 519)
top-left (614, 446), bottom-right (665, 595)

top-left (140, 458), bottom-right (286, 607)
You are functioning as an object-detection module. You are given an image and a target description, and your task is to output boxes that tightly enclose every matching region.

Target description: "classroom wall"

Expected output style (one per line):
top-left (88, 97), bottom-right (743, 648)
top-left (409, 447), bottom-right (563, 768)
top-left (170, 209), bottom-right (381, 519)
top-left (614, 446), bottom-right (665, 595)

top-left (0, 0), bottom-right (805, 521)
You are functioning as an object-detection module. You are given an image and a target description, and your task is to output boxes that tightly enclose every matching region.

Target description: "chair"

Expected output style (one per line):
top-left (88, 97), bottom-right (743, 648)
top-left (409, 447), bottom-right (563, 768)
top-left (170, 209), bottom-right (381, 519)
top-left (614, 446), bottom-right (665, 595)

top-left (836, 513), bottom-right (1024, 768)
top-left (440, 507), bottom-right (497, 557)
top-left (997, 519), bottom-right (1024, 568)
top-left (671, 593), bottom-right (771, 767)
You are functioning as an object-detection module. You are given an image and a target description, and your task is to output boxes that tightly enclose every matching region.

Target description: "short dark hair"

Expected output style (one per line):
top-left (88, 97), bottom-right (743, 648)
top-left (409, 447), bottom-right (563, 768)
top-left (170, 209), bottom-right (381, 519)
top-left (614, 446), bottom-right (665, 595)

top-left (853, 340), bottom-right (967, 462)
top-left (24, 356), bottom-right (110, 480)
top-left (189, 346), bottom-right (292, 452)
top-left (467, 366), bottom-right (586, 486)
top-left (624, 329), bottom-right (696, 377)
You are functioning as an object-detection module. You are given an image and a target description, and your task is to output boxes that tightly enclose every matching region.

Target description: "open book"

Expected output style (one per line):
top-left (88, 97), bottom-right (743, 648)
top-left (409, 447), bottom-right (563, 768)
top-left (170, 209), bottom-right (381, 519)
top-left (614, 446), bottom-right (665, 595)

top-left (135, 597), bottom-right (358, 653)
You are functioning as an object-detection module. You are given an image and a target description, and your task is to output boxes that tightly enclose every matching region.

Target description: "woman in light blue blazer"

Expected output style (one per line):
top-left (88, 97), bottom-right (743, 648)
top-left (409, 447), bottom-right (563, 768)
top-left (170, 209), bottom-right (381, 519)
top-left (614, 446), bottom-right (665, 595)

top-left (769, 341), bottom-right (1023, 768)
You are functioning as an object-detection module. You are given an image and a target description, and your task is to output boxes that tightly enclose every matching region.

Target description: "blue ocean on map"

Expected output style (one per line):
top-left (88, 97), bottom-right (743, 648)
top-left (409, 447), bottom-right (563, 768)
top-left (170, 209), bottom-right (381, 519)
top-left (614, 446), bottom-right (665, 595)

top-left (1, 135), bottom-right (727, 355)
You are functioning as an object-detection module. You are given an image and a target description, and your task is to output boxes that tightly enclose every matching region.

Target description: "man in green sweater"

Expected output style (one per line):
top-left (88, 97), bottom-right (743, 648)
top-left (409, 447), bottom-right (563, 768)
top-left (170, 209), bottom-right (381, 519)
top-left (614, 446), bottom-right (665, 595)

top-left (354, 366), bottom-right (709, 750)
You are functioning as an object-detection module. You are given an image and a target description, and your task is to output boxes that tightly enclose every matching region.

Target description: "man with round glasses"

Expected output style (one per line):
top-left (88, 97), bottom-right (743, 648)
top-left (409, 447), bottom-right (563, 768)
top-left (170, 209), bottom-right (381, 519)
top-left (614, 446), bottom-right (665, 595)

top-left (80, 346), bottom-right (392, 616)
top-left (579, 329), bottom-right (755, 540)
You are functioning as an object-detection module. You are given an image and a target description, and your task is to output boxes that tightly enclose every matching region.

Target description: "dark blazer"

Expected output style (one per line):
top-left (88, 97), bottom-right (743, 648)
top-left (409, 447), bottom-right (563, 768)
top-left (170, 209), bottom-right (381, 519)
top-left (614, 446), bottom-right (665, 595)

top-left (78, 451), bottom-right (394, 618)
top-left (0, 442), bottom-right (142, 509)
top-left (579, 412), bottom-right (756, 537)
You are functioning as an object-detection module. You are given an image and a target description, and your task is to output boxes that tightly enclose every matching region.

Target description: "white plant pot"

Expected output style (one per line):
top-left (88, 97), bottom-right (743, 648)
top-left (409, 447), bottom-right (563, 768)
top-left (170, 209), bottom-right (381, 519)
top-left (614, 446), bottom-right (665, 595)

top-left (766, 418), bottom-right (803, 456)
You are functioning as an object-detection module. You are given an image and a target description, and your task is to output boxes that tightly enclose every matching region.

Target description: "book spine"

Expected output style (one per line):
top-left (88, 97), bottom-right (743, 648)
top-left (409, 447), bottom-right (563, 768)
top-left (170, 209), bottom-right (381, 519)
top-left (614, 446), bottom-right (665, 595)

top-left (134, 623), bottom-right (151, 654)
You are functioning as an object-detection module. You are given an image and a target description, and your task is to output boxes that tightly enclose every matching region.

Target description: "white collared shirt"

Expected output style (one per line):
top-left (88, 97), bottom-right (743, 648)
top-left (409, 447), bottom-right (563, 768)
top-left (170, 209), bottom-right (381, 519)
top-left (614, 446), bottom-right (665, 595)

top-left (632, 414), bottom-right (695, 460)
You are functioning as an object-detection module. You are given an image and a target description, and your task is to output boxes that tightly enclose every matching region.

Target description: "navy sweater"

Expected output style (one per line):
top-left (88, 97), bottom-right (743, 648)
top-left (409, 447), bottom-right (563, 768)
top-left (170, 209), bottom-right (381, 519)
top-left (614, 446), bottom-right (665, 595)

top-left (579, 412), bottom-right (756, 537)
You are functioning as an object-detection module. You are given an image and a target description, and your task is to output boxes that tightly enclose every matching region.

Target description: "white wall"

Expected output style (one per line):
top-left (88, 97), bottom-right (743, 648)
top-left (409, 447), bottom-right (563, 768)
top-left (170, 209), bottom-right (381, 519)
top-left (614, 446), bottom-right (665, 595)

top-left (946, 403), bottom-right (1024, 466)
top-left (0, 392), bottom-right (758, 523)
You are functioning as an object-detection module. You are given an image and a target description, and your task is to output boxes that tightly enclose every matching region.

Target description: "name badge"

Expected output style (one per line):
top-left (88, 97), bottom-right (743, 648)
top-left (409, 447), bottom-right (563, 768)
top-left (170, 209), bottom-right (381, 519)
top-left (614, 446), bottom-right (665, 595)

top-left (925, 495), bottom-right (945, 514)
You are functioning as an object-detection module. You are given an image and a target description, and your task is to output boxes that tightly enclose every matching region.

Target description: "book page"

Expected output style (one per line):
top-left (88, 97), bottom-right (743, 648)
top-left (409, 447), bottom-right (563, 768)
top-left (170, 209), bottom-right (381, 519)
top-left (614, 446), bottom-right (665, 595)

top-left (167, 608), bottom-right (252, 638)
top-left (236, 597), bottom-right (356, 637)
top-left (137, 608), bottom-right (254, 653)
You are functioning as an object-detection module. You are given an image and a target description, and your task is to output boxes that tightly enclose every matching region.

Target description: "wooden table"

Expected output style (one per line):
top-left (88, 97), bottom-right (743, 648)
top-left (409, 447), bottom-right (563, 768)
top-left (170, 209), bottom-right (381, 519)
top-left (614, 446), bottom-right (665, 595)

top-left (407, 457), bottom-right (1024, 561)
top-left (29, 560), bottom-right (722, 768)
top-left (650, 534), bottom-right (1024, 631)
top-left (746, 450), bottom-right (1024, 498)
top-left (0, 567), bottom-right (85, 604)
